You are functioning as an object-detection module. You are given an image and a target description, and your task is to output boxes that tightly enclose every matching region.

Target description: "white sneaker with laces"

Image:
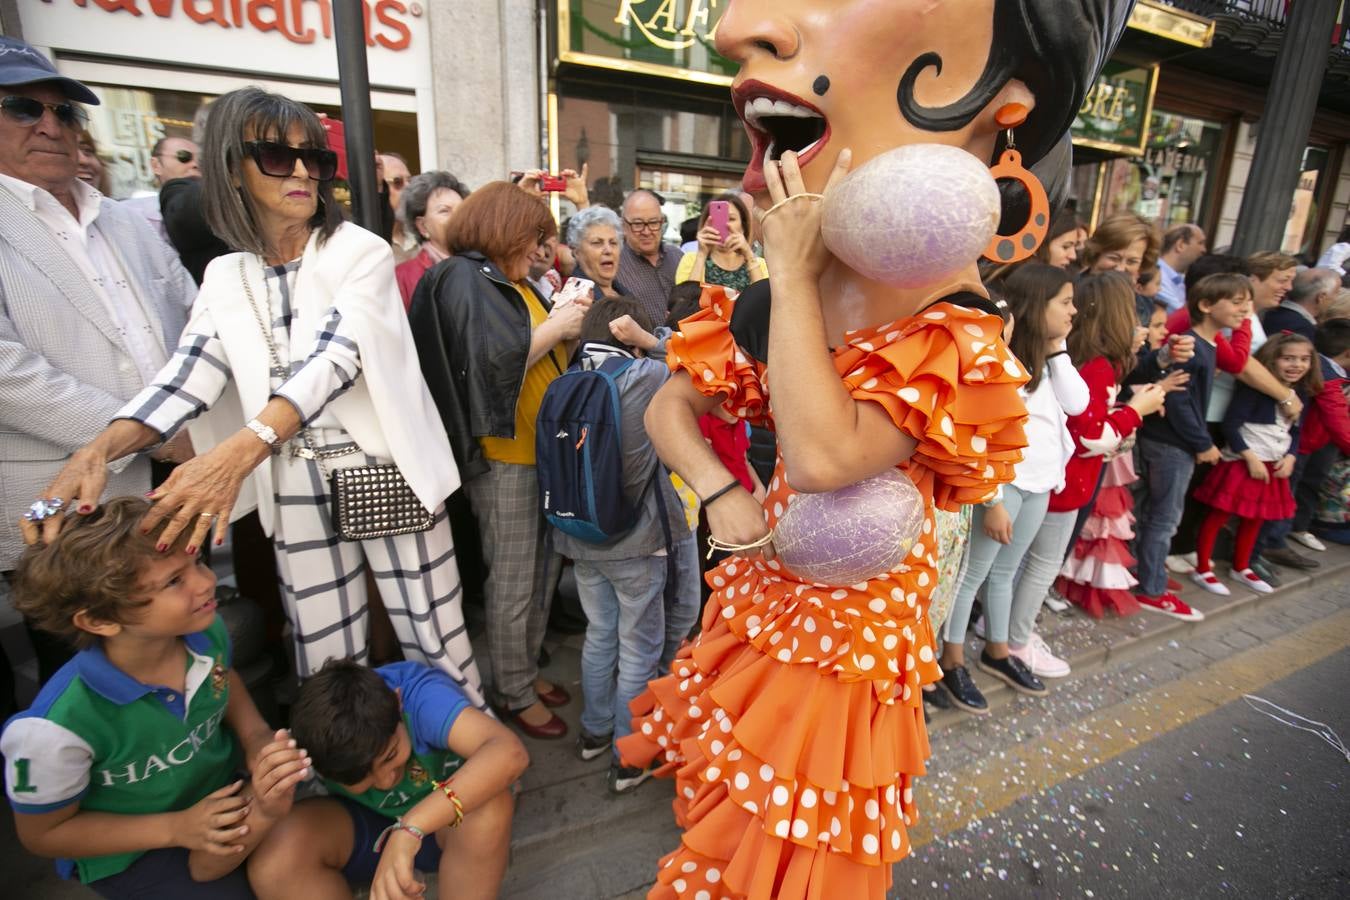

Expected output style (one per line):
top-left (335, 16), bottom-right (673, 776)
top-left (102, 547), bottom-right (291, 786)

top-left (1190, 569), bottom-right (1231, 596)
top-left (1165, 553), bottom-right (1196, 574)
top-left (1010, 633), bottom-right (1071, 679)
top-left (1290, 531), bottom-right (1327, 552)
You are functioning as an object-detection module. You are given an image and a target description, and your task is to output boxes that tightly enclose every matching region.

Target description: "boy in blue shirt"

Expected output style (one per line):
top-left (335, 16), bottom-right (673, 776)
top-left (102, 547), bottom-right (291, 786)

top-left (251, 659), bottom-right (526, 900)
top-left (2, 497), bottom-right (309, 899)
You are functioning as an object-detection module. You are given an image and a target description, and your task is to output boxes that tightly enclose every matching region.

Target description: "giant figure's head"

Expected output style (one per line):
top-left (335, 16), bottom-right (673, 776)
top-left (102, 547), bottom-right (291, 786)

top-left (717, 0), bottom-right (1133, 212)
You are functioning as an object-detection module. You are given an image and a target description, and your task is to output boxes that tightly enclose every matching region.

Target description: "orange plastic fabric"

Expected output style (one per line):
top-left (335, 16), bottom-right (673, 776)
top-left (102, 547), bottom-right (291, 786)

top-left (618, 286), bottom-right (1028, 900)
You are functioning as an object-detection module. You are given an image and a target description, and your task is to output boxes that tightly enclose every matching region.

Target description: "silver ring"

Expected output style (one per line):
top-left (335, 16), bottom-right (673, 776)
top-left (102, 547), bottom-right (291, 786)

top-left (23, 497), bottom-right (65, 522)
top-left (198, 512), bottom-right (216, 520)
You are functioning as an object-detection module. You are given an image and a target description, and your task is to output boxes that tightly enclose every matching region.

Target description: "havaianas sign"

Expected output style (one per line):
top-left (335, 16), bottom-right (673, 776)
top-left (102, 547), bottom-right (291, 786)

top-left (39, 0), bottom-right (420, 51)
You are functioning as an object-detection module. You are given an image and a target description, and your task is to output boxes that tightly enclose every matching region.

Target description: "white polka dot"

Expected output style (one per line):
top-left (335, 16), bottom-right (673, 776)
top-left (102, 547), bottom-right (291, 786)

top-left (642, 722), bottom-right (653, 734)
top-left (689, 705), bottom-right (702, 718)
top-left (760, 764), bottom-right (775, 781)
top-left (727, 746), bottom-right (741, 759)
top-left (963, 323), bottom-right (984, 337)
top-left (924, 310), bottom-right (946, 320)
top-left (772, 785), bottom-right (790, 806)
top-left (777, 648), bottom-right (791, 662)
top-left (868, 597), bottom-right (888, 614)
top-left (674, 878), bottom-right (687, 892)
top-left (939, 416), bottom-right (954, 437)
top-left (902, 684), bottom-right (912, 701)
top-left (862, 626), bottom-right (876, 643)
top-left (823, 790), bottom-right (837, 804)
top-left (774, 819), bottom-right (790, 838)
top-left (976, 355), bottom-right (998, 366)
top-left (830, 589), bottom-right (849, 600)
top-left (970, 340), bottom-right (986, 353)
top-left (745, 614), bottom-right (762, 629)
top-left (865, 799), bottom-right (880, 820)
top-left (742, 800), bottom-right (758, 813)
top-left (720, 717), bottom-right (734, 734)
top-left (1003, 359), bottom-right (1022, 377)
top-left (903, 787), bottom-right (914, 805)
top-left (696, 892), bottom-right (712, 900)
top-left (818, 831), bottom-right (831, 842)
top-left (830, 816), bottom-right (842, 836)
top-left (791, 818), bottom-right (809, 839)
top-left (917, 572), bottom-right (930, 587)
top-left (801, 788), bottom-right (817, 808)
top-left (710, 740), bottom-right (724, 756)
top-left (891, 830), bottom-right (902, 850)
top-left (862, 833), bottom-right (879, 855)
top-left (803, 617), bottom-right (817, 633)
top-left (773, 502), bottom-right (783, 518)
top-left (883, 634), bottom-right (898, 651)
top-left (682, 861), bottom-right (698, 874)
top-left (683, 786), bottom-right (695, 799)
top-left (860, 377), bottom-right (879, 391)
top-left (725, 564), bottom-right (738, 576)
top-left (707, 868), bottom-right (721, 883)
top-left (702, 369), bottom-right (714, 382)
top-left (856, 654), bottom-right (875, 670)
top-left (769, 631), bottom-right (784, 645)
top-left (971, 435), bottom-right (988, 453)
top-left (819, 635), bottom-right (833, 653)
top-left (734, 772), bottom-right (750, 790)
top-left (705, 766), bottom-right (720, 781)
top-left (898, 386), bottom-right (922, 404)
top-left (919, 645), bottom-right (934, 663)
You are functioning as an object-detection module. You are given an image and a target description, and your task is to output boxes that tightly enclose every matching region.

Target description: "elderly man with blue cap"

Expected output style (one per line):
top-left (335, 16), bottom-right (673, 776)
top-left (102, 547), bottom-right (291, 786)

top-left (0, 37), bottom-right (196, 717)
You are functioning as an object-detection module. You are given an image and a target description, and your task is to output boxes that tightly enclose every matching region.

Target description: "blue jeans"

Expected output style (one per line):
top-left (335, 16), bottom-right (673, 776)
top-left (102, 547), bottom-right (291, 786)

top-left (945, 484), bottom-right (1051, 645)
top-left (662, 530), bottom-right (702, 671)
top-left (575, 555), bottom-right (667, 758)
top-left (1135, 439), bottom-right (1195, 597)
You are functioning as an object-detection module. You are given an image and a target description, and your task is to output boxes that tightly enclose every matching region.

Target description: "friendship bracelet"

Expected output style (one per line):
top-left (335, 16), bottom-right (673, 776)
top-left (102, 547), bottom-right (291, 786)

top-left (700, 480), bottom-right (742, 508)
top-left (372, 817), bottom-right (427, 852)
top-left (761, 192), bottom-right (824, 221)
top-left (434, 778), bottom-right (465, 828)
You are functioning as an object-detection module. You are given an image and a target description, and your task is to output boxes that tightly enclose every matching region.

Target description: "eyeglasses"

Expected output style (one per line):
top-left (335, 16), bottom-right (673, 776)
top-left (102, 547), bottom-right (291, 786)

top-left (160, 148), bottom-right (195, 165)
top-left (386, 175), bottom-right (407, 190)
top-left (623, 217), bottom-right (665, 234)
top-left (0, 95), bottom-right (88, 130)
top-left (243, 140), bottom-right (338, 182)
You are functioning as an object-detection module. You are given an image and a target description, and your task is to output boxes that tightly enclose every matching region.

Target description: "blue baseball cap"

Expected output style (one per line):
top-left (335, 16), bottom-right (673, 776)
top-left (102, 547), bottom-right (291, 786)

top-left (0, 37), bottom-right (99, 105)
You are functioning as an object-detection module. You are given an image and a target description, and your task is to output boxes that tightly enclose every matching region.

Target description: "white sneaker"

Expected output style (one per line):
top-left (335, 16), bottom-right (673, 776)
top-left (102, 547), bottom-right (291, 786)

top-left (973, 614), bottom-right (986, 640)
top-left (1010, 633), bottom-right (1071, 679)
top-left (1189, 569), bottom-right (1231, 596)
top-left (1290, 531), bottom-right (1327, 552)
top-left (1166, 553), bottom-right (1197, 574)
top-left (1043, 590), bottom-right (1070, 613)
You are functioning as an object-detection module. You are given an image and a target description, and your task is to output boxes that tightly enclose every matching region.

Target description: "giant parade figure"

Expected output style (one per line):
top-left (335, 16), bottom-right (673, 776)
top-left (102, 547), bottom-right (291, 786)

top-left (618, 1), bottom-right (1136, 897)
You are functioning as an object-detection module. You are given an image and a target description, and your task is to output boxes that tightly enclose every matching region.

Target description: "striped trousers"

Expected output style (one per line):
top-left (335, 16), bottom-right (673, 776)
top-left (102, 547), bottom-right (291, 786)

top-left (270, 443), bottom-right (485, 709)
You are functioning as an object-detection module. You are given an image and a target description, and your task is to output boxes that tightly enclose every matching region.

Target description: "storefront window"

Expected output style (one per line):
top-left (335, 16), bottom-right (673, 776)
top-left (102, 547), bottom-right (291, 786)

top-left (557, 78), bottom-right (750, 235)
top-left (83, 84), bottom-right (420, 200)
top-left (1088, 110), bottom-right (1225, 231)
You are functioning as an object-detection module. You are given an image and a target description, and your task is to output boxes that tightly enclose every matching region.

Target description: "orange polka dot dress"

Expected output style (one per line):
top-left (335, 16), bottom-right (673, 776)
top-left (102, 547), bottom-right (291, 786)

top-left (616, 286), bottom-right (1029, 900)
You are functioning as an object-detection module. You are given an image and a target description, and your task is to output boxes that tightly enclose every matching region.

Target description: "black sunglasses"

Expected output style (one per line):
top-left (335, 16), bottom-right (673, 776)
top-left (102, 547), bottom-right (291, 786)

top-left (161, 148), bottom-right (195, 165)
top-left (243, 140), bottom-right (338, 182)
top-left (0, 95), bottom-right (88, 130)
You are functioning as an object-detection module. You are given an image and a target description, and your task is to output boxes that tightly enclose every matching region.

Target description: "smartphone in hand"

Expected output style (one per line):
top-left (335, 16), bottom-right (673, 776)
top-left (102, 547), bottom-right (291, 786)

top-left (553, 276), bottom-right (595, 309)
top-left (707, 200), bottom-right (730, 242)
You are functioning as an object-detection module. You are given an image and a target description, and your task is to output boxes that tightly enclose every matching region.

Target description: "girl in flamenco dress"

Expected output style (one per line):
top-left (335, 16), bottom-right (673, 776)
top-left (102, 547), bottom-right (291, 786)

top-left (617, 2), bottom-right (1135, 898)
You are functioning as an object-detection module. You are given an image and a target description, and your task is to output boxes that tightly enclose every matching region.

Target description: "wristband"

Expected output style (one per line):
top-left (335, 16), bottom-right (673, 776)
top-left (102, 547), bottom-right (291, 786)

top-left (244, 418), bottom-right (278, 447)
top-left (434, 778), bottom-right (465, 828)
top-left (700, 479), bottom-right (742, 508)
top-left (373, 817), bottom-right (427, 852)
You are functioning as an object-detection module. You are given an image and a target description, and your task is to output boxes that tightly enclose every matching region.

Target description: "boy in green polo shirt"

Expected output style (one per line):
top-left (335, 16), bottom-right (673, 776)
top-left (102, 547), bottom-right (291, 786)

top-left (249, 658), bottom-right (527, 900)
top-left (2, 497), bottom-right (310, 899)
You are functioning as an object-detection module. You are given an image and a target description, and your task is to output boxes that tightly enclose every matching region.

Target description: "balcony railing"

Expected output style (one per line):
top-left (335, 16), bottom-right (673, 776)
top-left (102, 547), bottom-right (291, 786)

top-left (1161, 0), bottom-right (1350, 80)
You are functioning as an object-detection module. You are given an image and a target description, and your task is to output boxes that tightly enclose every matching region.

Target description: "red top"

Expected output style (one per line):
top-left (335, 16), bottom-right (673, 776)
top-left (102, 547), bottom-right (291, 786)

top-left (1299, 363), bottom-right (1350, 455)
top-left (1048, 356), bottom-right (1143, 512)
top-left (698, 413), bottom-right (754, 492)
top-left (1166, 307), bottom-right (1251, 375)
top-left (396, 247), bottom-right (436, 312)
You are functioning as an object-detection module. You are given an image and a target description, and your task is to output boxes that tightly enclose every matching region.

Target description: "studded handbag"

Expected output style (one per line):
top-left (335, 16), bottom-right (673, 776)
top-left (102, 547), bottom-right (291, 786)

top-left (240, 258), bottom-right (433, 541)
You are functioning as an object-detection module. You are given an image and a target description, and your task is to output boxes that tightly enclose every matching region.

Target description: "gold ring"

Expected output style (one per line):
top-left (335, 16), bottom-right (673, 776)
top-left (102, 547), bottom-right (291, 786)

top-left (198, 512), bottom-right (215, 519)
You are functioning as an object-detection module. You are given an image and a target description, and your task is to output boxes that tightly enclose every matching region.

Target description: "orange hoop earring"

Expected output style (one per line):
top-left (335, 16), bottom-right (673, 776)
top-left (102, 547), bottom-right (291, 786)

top-left (983, 106), bottom-right (1050, 264)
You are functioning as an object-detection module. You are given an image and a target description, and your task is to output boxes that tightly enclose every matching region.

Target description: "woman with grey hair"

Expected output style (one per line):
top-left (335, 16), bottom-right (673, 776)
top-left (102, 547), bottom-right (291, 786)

top-left (26, 87), bottom-right (485, 706)
top-left (395, 170), bottom-right (470, 309)
top-left (567, 205), bottom-right (628, 300)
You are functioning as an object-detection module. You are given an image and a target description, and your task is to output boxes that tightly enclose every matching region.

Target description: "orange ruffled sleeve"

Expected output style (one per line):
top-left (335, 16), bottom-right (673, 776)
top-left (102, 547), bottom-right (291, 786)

top-left (665, 285), bottom-right (770, 426)
top-left (835, 302), bottom-right (1029, 511)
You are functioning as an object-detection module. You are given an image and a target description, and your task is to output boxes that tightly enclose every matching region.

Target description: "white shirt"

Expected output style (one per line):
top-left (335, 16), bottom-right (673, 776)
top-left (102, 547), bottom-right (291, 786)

top-left (1013, 354), bottom-right (1089, 494)
top-left (120, 192), bottom-right (171, 245)
top-left (0, 174), bottom-right (168, 383)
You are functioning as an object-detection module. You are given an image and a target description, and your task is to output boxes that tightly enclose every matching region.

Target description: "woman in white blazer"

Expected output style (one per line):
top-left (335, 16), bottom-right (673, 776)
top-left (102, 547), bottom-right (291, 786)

top-left (22, 88), bottom-right (483, 705)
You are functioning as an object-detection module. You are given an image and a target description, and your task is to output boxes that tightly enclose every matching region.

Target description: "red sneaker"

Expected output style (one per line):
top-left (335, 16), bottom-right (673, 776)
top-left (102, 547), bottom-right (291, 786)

top-left (1166, 576), bottom-right (1183, 593)
top-left (1135, 592), bottom-right (1205, 622)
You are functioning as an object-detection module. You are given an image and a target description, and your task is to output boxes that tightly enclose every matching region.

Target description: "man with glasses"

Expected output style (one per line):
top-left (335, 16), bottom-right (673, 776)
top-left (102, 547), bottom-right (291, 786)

top-left (0, 37), bottom-right (196, 718)
top-left (617, 188), bottom-right (682, 326)
top-left (123, 135), bottom-right (201, 243)
top-left (380, 151), bottom-right (419, 261)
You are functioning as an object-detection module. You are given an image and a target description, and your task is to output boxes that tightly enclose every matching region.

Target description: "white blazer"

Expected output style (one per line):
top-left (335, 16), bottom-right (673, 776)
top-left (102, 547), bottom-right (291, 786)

top-left (187, 222), bottom-right (458, 534)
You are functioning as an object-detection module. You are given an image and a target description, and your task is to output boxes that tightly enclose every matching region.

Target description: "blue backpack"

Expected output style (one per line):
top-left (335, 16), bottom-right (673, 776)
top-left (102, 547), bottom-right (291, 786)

top-left (536, 357), bottom-right (647, 543)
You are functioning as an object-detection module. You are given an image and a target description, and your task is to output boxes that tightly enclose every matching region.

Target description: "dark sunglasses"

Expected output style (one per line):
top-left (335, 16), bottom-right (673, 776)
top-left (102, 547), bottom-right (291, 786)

top-left (0, 95), bottom-right (88, 130)
top-left (243, 140), bottom-right (338, 182)
top-left (161, 148), bottom-right (195, 165)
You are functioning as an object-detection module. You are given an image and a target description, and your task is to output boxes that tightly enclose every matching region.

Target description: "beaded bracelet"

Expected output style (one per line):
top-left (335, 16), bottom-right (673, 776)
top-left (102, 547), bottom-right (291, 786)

top-left (434, 778), bottom-right (465, 828)
top-left (373, 817), bottom-right (427, 852)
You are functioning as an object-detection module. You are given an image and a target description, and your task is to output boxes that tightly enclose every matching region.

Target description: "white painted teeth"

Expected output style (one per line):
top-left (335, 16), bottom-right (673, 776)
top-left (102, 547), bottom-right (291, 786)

top-left (743, 96), bottom-right (822, 130)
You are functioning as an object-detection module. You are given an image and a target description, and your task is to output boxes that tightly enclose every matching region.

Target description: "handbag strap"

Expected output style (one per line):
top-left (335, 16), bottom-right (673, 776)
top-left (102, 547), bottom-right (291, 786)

top-left (238, 257), bottom-right (331, 480)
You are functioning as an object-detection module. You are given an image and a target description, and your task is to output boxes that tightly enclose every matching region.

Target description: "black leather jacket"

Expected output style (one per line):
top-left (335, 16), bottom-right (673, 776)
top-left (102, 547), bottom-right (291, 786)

top-left (409, 251), bottom-right (558, 481)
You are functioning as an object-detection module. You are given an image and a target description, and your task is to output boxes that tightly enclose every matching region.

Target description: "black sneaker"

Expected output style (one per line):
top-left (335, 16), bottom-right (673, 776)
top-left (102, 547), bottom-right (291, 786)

top-left (940, 665), bottom-right (989, 715)
top-left (1249, 555), bottom-right (1283, 588)
top-left (608, 762), bottom-right (654, 794)
top-left (978, 651), bottom-right (1047, 695)
top-left (922, 684), bottom-right (953, 711)
top-left (576, 730), bottom-right (612, 762)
